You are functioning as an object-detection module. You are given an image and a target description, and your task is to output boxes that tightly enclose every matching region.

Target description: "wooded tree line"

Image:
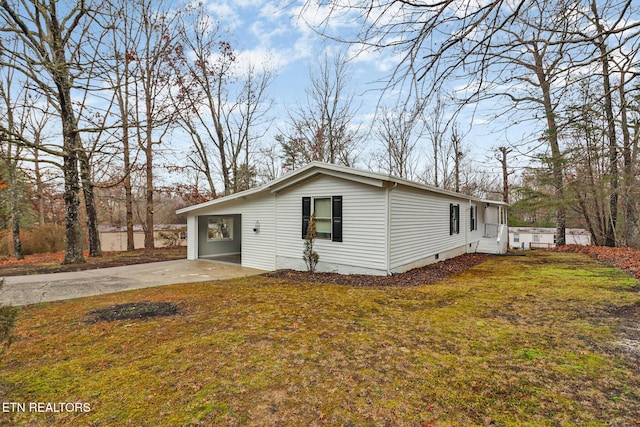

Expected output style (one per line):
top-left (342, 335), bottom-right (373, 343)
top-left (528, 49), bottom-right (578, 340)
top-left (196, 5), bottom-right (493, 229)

top-left (0, 0), bottom-right (277, 262)
top-left (1, 0), bottom-right (639, 264)
top-left (306, 0), bottom-right (640, 247)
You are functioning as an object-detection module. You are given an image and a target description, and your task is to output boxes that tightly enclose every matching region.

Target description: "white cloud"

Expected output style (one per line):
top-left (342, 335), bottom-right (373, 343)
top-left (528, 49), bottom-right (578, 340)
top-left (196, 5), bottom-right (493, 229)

top-left (235, 46), bottom-right (286, 73)
top-left (249, 19), bottom-right (289, 45)
top-left (206, 2), bottom-right (242, 30)
top-left (471, 117), bottom-right (490, 126)
top-left (259, 2), bottom-right (287, 20)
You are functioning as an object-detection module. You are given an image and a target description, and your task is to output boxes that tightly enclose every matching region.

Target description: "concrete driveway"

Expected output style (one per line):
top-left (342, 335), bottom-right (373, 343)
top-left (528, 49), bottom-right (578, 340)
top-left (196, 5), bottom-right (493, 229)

top-left (0, 260), bottom-right (265, 306)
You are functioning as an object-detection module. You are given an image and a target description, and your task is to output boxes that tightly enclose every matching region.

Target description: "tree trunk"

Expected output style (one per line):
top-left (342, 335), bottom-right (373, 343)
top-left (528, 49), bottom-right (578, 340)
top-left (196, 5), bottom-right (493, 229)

top-left (452, 129), bottom-right (461, 193)
top-left (534, 47), bottom-right (565, 246)
top-left (33, 149), bottom-right (45, 226)
top-left (46, 2), bottom-right (86, 264)
top-left (2, 82), bottom-right (24, 260)
top-left (61, 141), bottom-right (85, 264)
top-left (59, 81), bottom-right (85, 265)
top-left (121, 91), bottom-right (135, 251)
top-left (124, 137), bottom-right (135, 251)
top-left (143, 66), bottom-right (155, 250)
top-left (78, 148), bottom-right (102, 257)
top-left (9, 166), bottom-right (23, 260)
top-left (499, 147), bottom-right (511, 204)
top-left (591, 1), bottom-right (618, 247)
top-left (619, 70), bottom-right (637, 246)
top-left (114, 46), bottom-right (135, 252)
top-left (144, 138), bottom-right (155, 249)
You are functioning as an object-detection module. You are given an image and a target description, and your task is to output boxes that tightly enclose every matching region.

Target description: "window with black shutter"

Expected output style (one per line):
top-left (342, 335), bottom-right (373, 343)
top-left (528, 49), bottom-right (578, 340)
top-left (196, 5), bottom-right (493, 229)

top-left (332, 196), bottom-right (342, 242)
top-left (302, 197), bottom-right (311, 239)
top-left (450, 203), bottom-right (460, 235)
top-left (301, 196), bottom-right (343, 241)
top-left (470, 206), bottom-right (477, 231)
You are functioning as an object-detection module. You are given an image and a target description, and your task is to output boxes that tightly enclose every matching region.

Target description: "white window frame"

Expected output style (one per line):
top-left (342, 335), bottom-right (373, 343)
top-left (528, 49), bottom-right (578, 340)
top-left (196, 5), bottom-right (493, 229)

top-left (313, 197), bottom-right (332, 240)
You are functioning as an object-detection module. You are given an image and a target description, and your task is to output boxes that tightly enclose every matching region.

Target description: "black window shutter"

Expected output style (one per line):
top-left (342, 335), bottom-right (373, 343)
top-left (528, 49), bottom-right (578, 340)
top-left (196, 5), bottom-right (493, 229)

top-left (474, 206), bottom-right (478, 231)
top-left (302, 197), bottom-right (311, 239)
top-left (450, 204), bottom-right (460, 235)
top-left (449, 204), bottom-right (454, 235)
top-left (470, 206), bottom-right (475, 231)
top-left (332, 196), bottom-right (343, 242)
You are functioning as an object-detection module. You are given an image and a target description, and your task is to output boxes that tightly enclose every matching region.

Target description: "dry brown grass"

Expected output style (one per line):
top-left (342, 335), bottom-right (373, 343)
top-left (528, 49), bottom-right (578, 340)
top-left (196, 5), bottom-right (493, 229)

top-left (1, 251), bottom-right (639, 426)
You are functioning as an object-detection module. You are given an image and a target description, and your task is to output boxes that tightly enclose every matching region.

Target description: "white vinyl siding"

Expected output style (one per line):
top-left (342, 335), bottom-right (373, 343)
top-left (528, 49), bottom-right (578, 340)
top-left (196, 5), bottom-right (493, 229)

top-left (389, 186), bottom-right (468, 270)
top-left (184, 193), bottom-right (276, 271)
top-left (275, 174), bottom-right (387, 274)
top-left (186, 215), bottom-right (198, 260)
top-left (239, 194), bottom-right (277, 271)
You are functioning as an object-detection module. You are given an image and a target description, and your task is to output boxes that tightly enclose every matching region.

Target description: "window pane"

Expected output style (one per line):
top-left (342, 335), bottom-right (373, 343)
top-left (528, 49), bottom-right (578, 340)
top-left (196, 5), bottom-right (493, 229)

top-left (316, 219), bottom-right (331, 239)
top-left (207, 217), bottom-right (234, 241)
top-left (314, 198), bottom-right (331, 218)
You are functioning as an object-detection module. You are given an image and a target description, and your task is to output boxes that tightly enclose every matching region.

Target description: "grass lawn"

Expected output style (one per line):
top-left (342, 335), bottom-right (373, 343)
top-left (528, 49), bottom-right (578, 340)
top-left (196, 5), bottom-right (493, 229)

top-left (1, 251), bottom-right (639, 426)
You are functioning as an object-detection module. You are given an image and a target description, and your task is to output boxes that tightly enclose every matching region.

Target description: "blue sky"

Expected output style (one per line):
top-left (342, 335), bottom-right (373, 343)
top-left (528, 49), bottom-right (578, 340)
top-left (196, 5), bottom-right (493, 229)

top-left (175, 0), bottom-right (532, 184)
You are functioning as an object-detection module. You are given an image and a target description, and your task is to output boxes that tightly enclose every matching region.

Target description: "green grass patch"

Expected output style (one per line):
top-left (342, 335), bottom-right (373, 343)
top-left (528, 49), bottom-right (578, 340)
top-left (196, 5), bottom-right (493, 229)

top-left (1, 251), bottom-right (639, 426)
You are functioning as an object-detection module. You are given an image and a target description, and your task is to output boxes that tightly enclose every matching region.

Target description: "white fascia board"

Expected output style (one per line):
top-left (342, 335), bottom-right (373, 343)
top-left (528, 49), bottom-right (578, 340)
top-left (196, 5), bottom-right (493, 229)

top-left (175, 185), bottom-right (268, 215)
top-left (479, 199), bottom-right (510, 207)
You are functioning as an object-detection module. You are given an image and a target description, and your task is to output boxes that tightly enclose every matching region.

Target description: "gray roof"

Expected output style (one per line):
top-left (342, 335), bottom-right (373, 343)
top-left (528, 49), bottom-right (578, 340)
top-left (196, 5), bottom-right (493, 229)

top-left (508, 227), bottom-right (590, 235)
top-left (177, 161), bottom-right (508, 215)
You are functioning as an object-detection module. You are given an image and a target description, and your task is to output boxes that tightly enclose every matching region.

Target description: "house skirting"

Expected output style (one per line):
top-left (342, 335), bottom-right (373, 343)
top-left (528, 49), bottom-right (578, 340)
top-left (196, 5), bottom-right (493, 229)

top-left (277, 243), bottom-right (470, 276)
top-left (276, 256), bottom-right (388, 276)
top-left (390, 244), bottom-right (468, 275)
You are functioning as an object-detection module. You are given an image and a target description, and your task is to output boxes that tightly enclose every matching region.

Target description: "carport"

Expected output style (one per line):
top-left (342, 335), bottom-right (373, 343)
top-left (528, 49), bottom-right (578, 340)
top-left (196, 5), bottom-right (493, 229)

top-left (197, 214), bottom-right (242, 264)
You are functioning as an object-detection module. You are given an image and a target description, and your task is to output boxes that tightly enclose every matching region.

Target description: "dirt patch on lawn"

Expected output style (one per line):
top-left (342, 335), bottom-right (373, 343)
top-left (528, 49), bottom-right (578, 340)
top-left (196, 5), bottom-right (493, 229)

top-left (609, 302), bottom-right (640, 359)
top-left (263, 253), bottom-right (492, 287)
top-left (84, 302), bottom-right (181, 323)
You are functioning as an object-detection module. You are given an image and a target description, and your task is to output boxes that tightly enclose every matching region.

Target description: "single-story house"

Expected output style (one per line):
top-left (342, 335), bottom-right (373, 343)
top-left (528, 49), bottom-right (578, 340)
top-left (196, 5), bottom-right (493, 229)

top-left (176, 162), bottom-right (508, 276)
top-left (509, 227), bottom-right (591, 250)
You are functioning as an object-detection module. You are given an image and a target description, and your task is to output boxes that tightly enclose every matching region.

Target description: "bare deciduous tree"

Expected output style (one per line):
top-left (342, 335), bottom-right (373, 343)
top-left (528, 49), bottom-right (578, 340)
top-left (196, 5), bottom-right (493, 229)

top-left (174, 7), bottom-right (274, 196)
top-left (373, 104), bottom-right (422, 180)
top-left (280, 51), bottom-right (361, 171)
top-left (126, 0), bottom-right (185, 249)
top-left (0, 0), bottom-right (98, 263)
top-left (0, 65), bottom-right (26, 259)
top-left (305, 0), bottom-right (640, 247)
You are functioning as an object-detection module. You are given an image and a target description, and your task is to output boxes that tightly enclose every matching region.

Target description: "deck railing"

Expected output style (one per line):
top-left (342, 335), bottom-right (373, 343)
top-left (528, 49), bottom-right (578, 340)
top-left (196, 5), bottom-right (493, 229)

top-left (484, 223), bottom-right (499, 238)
